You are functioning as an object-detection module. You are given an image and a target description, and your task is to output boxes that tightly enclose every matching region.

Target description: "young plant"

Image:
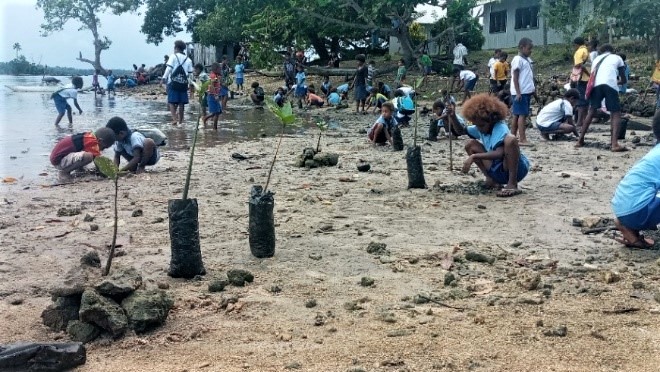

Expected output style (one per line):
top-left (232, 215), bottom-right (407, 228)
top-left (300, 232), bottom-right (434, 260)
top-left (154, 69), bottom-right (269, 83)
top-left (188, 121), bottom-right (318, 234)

top-left (315, 118), bottom-right (329, 153)
top-left (181, 82), bottom-right (208, 200)
top-left (93, 156), bottom-right (120, 276)
top-left (264, 98), bottom-right (295, 192)
top-left (412, 77), bottom-right (424, 147)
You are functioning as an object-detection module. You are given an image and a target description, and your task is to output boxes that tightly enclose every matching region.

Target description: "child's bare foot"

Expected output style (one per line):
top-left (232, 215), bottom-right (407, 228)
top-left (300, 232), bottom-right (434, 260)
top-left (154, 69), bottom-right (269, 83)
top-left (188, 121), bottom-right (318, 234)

top-left (496, 186), bottom-right (522, 197)
top-left (484, 178), bottom-right (502, 190)
top-left (58, 171), bottom-right (73, 183)
top-left (611, 145), bottom-right (628, 152)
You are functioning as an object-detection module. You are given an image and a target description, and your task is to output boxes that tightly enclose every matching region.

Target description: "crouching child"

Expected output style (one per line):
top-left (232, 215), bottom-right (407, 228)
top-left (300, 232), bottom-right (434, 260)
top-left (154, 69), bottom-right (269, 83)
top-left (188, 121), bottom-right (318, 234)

top-left (50, 127), bottom-right (116, 180)
top-left (461, 94), bottom-right (530, 197)
top-left (106, 117), bottom-right (160, 173)
top-left (368, 102), bottom-right (397, 146)
top-left (610, 111), bottom-right (660, 249)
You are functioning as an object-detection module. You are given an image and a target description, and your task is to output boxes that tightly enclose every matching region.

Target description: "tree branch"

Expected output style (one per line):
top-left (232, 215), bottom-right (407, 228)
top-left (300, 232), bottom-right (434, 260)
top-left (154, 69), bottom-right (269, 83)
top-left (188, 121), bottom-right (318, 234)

top-left (301, 8), bottom-right (392, 35)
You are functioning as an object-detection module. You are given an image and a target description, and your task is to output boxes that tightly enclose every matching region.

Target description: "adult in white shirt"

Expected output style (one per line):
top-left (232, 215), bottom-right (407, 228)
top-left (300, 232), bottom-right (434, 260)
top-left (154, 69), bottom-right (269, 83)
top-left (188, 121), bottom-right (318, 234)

top-left (488, 49), bottom-right (501, 93)
top-left (576, 44), bottom-right (627, 152)
top-left (162, 40), bottom-right (193, 125)
top-left (536, 89), bottom-right (580, 139)
top-left (450, 42), bottom-right (468, 91)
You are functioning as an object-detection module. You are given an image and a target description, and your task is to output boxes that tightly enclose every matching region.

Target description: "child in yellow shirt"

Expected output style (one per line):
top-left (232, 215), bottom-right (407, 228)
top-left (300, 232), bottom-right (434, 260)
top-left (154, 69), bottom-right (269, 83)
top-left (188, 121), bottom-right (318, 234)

top-left (492, 52), bottom-right (510, 93)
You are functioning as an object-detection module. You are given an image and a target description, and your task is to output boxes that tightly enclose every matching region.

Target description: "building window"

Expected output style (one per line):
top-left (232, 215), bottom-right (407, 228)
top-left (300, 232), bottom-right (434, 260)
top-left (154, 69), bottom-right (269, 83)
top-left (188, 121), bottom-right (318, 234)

top-left (515, 6), bottom-right (540, 30)
top-left (489, 10), bottom-right (507, 34)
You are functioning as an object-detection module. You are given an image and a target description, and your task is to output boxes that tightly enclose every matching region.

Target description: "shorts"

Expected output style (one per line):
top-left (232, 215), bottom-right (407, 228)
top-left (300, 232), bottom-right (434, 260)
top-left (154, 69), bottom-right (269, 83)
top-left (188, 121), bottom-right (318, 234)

top-left (487, 155), bottom-right (530, 185)
top-left (424, 66), bottom-right (432, 74)
top-left (53, 95), bottom-right (71, 115)
top-left (354, 85), bottom-right (368, 101)
top-left (56, 151), bottom-right (86, 170)
top-left (589, 85), bottom-right (620, 113)
top-left (465, 77), bottom-right (478, 91)
top-left (118, 148), bottom-right (159, 166)
top-left (512, 93), bottom-right (532, 116)
top-left (207, 94), bottom-right (222, 115)
top-left (368, 123), bottom-right (389, 144)
top-left (107, 83), bottom-right (115, 91)
top-left (167, 87), bottom-right (189, 104)
top-left (537, 121), bottom-right (563, 133)
top-left (236, 77), bottom-right (244, 86)
top-left (310, 100), bottom-right (324, 108)
top-left (617, 195), bottom-right (660, 231)
top-left (452, 64), bottom-right (464, 74)
top-left (219, 86), bottom-right (229, 97)
top-left (295, 85), bottom-right (307, 98)
top-left (489, 79), bottom-right (498, 92)
top-left (576, 81), bottom-right (588, 107)
top-left (376, 98), bottom-right (386, 108)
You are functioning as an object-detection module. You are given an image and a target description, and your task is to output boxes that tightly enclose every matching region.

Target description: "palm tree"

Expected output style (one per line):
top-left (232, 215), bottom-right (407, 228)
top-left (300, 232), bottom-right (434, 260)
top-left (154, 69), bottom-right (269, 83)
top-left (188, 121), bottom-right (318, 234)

top-left (12, 43), bottom-right (21, 59)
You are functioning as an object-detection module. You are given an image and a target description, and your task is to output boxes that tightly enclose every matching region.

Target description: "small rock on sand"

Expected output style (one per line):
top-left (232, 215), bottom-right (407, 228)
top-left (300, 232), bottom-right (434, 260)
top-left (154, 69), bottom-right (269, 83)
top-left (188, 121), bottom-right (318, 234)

top-left (543, 325), bottom-right (567, 337)
top-left (366, 242), bottom-right (388, 255)
top-left (360, 277), bottom-right (375, 287)
top-left (464, 250), bottom-right (495, 264)
top-left (227, 269), bottom-right (254, 286)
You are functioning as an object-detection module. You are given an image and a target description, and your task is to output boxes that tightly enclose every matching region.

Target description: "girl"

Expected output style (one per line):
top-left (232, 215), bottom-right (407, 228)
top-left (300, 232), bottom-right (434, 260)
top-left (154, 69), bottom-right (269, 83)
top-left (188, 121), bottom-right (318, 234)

top-left (204, 63), bottom-right (223, 130)
top-left (294, 65), bottom-right (307, 109)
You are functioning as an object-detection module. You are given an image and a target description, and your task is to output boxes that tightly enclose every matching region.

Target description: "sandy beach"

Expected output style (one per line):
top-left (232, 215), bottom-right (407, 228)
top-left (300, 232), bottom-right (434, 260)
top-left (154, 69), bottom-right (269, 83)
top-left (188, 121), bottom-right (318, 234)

top-left (1, 75), bottom-right (660, 372)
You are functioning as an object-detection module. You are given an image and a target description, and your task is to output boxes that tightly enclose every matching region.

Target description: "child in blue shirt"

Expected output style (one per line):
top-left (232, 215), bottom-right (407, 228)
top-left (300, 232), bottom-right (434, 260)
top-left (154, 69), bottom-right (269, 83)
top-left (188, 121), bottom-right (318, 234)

top-left (106, 117), bottom-right (160, 173)
top-left (461, 94), bottom-right (530, 197)
top-left (52, 76), bottom-right (83, 126)
top-left (294, 65), bottom-right (306, 109)
top-left (429, 98), bottom-right (467, 140)
top-left (611, 111), bottom-right (660, 249)
top-left (393, 89), bottom-right (415, 125)
top-left (234, 56), bottom-right (245, 93)
top-left (106, 70), bottom-right (116, 96)
top-left (368, 102), bottom-right (397, 145)
top-left (321, 76), bottom-right (332, 96)
top-left (327, 88), bottom-right (341, 106)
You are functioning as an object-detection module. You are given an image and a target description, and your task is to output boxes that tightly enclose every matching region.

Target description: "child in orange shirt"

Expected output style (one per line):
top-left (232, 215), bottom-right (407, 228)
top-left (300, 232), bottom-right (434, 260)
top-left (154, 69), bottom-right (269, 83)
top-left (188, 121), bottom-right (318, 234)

top-left (50, 127), bottom-right (116, 180)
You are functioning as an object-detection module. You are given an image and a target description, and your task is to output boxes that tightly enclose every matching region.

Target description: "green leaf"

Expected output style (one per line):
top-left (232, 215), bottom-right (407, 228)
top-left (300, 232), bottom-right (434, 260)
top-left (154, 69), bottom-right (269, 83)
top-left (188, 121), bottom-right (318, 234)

top-left (413, 77), bottom-right (424, 89)
top-left (94, 156), bottom-right (118, 180)
top-left (315, 118), bottom-right (329, 131)
top-left (265, 98), bottom-right (296, 125)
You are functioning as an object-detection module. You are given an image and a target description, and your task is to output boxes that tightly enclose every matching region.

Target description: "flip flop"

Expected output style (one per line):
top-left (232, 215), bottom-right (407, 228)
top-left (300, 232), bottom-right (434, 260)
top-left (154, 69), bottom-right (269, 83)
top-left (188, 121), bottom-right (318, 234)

top-left (496, 188), bottom-right (522, 197)
top-left (612, 234), bottom-right (655, 249)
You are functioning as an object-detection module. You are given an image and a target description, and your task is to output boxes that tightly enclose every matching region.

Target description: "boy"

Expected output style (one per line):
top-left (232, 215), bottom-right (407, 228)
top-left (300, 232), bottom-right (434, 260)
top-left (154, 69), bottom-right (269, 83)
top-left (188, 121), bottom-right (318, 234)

top-left (327, 88), bottom-right (341, 107)
top-left (50, 127), bottom-right (115, 180)
top-left (535, 89), bottom-right (580, 139)
top-left (92, 69), bottom-right (102, 96)
top-left (378, 81), bottom-right (392, 99)
top-left (106, 117), bottom-right (160, 173)
top-left (306, 89), bottom-right (325, 108)
top-left (219, 56), bottom-right (231, 111)
top-left (510, 37), bottom-right (535, 145)
top-left (52, 76), bottom-right (83, 126)
top-left (353, 54), bottom-right (369, 114)
top-left (250, 81), bottom-right (265, 105)
top-left (368, 102), bottom-right (397, 145)
top-left (493, 52), bottom-right (509, 93)
top-left (366, 88), bottom-right (388, 113)
top-left (235, 56), bottom-right (245, 93)
top-left (367, 60), bottom-right (377, 87)
top-left (456, 69), bottom-right (478, 101)
top-left (572, 37), bottom-right (590, 129)
top-left (419, 53), bottom-right (432, 85)
top-left (451, 41), bottom-right (468, 91)
top-left (392, 89), bottom-right (415, 125)
top-left (192, 63), bottom-right (209, 116)
top-left (204, 62), bottom-right (223, 129)
top-left (106, 70), bottom-right (116, 96)
top-left (488, 49), bottom-right (501, 94)
top-left (321, 76), bottom-right (332, 96)
top-left (274, 87), bottom-right (286, 107)
top-left (283, 52), bottom-right (296, 89)
top-left (294, 65), bottom-right (307, 109)
top-left (462, 94), bottom-right (530, 197)
top-left (429, 98), bottom-right (467, 141)
top-left (395, 58), bottom-right (406, 86)
top-left (576, 44), bottom-right (627, 152)
top-left (611, 111), bottom-right (660, 249)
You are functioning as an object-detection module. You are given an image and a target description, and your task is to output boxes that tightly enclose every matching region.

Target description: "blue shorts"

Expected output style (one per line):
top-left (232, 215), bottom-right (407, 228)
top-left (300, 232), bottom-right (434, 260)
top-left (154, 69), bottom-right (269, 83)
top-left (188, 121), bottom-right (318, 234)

top-left (618, 195), bottom-right (660, 231)
top-left (576, 81), bottom-right (588, 107)
top-left (487, 154), bottom-right (530, 185)
top-left (207, 94), bottom-right (222, 115)
top-left (118, 148), bottom-right (159, 166)
top-left (53, 95), bottom-right (71, 115)
top-left (538, 121), bottom-right (563, 133)
top-left (167, 87), bottom-right (189, 104)
top-left (107, 83), bottom-right (115, 91)
top-left (236, 77), bottom-right (244, 86)
top-left (465, 77), bottom-right (478, 91)
top-left (424, 66), bottom-right (432, 74)
top-left (512, 94), bottom-right (531, 116)
top-left (295, 86), bottom-right (307, 98)
top-left (589, 85), bottom-right (620, 113)
top-left (219, 86), bottom-right (229, 97)
top-left (355, 85), bottom-right (368, 101)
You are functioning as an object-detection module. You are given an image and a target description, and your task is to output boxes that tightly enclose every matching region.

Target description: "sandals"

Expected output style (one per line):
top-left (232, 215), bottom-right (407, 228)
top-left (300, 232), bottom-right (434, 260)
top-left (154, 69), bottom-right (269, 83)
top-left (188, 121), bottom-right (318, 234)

top-left (613, 234), bottom-right (655, 249)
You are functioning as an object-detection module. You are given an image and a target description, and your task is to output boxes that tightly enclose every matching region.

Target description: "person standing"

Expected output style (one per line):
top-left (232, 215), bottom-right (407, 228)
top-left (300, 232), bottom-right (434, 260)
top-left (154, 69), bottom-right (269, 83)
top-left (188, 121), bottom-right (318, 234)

top-left (488, 49), bottom-right (501, 94)
top-left (353, 54), bottom-right (369, 114)
top-left (162, 40), bottom-right (193, 125)
top-left (510, 38), bottom-right (535, 145)
top-left (572, 37), bottom-right (590, 130)
top-left (451, 41), bottom-right (468, 91)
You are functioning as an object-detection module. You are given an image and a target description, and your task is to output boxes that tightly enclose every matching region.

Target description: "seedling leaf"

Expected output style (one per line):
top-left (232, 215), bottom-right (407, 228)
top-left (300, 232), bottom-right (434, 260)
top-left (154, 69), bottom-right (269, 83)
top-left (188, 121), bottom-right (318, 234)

top-left (94, 156), bottom-right (118, 180)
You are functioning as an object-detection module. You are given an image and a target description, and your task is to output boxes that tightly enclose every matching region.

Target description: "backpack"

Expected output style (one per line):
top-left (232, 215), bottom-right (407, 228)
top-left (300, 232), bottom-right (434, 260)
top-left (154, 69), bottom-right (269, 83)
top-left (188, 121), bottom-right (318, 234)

top-left (136, 127), bottom-right (168, 147)
top-left (169, 55), bottom-right (189, 91)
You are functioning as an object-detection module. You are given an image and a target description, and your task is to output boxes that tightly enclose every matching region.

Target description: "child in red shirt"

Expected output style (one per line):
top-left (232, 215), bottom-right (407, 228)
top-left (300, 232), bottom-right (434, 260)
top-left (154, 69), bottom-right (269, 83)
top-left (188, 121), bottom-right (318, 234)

top-left (50, 127), bottom-right (115, 180)
top-left (204, 62), bottom-right (223, 130)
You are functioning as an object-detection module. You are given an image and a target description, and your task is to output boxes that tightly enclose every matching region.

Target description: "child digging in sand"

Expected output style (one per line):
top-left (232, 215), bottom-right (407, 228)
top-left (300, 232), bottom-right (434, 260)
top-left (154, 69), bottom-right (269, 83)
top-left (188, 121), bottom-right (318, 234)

top-left (611, 111), bottom-right (660, 249)
top-left (50, 127), bottom-right (115, 180)
top-left (106, 117), bottom-right (160, 173)
top-left (368, 102), bottom-right (397, 146)
top-left (52, 76), bottom-right (83, 126)
top-left (462, 94), bottom-right (530, 197)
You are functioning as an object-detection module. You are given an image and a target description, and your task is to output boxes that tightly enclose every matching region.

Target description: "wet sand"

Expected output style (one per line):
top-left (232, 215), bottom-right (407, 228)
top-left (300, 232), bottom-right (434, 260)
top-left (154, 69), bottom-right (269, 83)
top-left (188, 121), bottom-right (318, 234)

top-left (1, 75), bottom-right (660, 371)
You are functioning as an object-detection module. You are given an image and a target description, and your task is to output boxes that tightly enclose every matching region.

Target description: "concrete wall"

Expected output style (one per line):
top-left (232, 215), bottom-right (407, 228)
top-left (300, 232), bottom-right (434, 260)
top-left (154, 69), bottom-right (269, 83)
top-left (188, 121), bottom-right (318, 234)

top-left (482, 0), bottom-right (565, 49)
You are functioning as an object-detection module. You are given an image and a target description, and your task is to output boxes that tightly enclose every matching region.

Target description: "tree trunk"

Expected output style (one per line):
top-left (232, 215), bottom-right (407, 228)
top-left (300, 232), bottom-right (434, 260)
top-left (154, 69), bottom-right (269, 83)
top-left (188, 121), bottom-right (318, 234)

top-left (330, 37), bottom-right (340, 53)
top-left (309, 33), bottom-right (330, 62)
top-left (396, 27), bottom-right (415, 66)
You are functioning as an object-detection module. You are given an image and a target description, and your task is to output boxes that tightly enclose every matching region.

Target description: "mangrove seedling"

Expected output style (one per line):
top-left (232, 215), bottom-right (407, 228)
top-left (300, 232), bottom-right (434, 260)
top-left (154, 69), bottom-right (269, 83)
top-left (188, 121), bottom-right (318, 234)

top-left (93, 156), bottom-right (120, 276)
top-left (315, 117), bottom-right (329, 153)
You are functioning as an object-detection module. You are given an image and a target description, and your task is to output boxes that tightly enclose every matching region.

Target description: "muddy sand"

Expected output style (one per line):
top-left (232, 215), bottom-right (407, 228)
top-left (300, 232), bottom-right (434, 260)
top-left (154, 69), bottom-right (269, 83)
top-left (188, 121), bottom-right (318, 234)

top-left (1, 78), bottom-right (660, 372)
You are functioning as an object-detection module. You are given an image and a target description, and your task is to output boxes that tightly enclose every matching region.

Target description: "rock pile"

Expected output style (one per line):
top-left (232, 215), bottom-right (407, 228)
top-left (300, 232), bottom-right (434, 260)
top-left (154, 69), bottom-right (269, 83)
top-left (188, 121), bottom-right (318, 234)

top-left (294, 148), bottom-right (339, 168)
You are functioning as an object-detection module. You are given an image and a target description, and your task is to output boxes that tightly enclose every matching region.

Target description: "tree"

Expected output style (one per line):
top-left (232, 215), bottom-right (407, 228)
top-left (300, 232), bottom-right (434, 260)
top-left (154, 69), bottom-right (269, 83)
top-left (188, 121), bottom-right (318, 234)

top-left (12, 43), bottom-right (21, 59)
top-left (36, 0), bottom-right (141, 73)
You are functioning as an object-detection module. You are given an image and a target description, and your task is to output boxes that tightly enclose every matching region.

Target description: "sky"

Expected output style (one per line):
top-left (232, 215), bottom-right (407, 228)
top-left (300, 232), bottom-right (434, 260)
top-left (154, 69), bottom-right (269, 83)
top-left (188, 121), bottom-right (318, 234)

top-left (0, 0), bottom-right (189, 70)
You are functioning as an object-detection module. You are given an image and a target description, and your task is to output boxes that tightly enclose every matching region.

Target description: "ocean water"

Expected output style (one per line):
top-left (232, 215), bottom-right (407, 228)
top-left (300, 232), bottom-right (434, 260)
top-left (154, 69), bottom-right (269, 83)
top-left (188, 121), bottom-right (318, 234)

top-left (0, 75), bottom-right (292, 182)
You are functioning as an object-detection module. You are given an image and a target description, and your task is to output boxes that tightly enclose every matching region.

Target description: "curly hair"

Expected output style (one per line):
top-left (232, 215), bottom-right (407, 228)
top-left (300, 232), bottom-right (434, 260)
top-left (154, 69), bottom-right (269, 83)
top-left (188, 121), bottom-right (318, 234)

top-left (460, 94), bottom-right (509, 124)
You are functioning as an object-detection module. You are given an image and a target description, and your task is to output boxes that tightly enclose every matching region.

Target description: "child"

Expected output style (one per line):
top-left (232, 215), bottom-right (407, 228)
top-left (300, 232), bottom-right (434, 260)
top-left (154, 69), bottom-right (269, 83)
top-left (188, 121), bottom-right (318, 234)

top-left (106, 70), bottom-right (116, 96)
top-left (393, 89), bottom-right (415, 125)
top-left (618, 54), bottom-right (630, 94)
top-left (106, 117), bottom-right (160, 173)
top-left (429, 98), bottom-right (467, 141)
top-left (283, 52), bottom-right (296, 89)
top-left (419, 53), bottom-right (432, 85)
top-left (92, 69), bottom-right (103, 96)
top-left (50, 127), bottom-right (115, 180)
top-left (192, 63), bottom-right (209, 116)
top-left (611, 111), bottom-right (660, 249)
top-left (395, 58), bottom-right (406, 86)
top-left (378, 81), bottom-right (392, 99)
top-left (52, 76), bottom-right (83, 126)
top-left (367, 60), bottom-right (377, 87)
top-left (321, 76), bottom-right (332, 96)
top-left (493, 52), bottom-right (509, 93)
top-left (274, 87), bottom-right (286, 107)
top-left (220, 56), bottom-right (231, 111)
top-left (234, 56), bottom-right (245, 93)
top-left (336, 83), bottom-right (350, 101)
top-left (250, 81), bottom-right (265, 105)
top-left (366, 87), bottom-right (388, 113)
top-left (456, 69), bottom-right (478, 101)
top-left (535, 89), bottom-right (580, 139)
top-left (204, 62), bottom-right (223, 130)
top-left (368, 102), bottom-right (397, 145)
top-left (327, 88), bottom-right (342, 107)
top-left (294, 65), bottom-right (307, 109)
top-left (462, 94), bottom-right (530, 197)
top-left (510, 37), bottom-right (535, 145)
top-left (488, 49), bottom-right (501, 94)
top-left (497, 83), bottom-right (512, 108)
top-left (353, 54), bottom-right (369, 114)
top-left (306, 89), bottom-right (325, 108)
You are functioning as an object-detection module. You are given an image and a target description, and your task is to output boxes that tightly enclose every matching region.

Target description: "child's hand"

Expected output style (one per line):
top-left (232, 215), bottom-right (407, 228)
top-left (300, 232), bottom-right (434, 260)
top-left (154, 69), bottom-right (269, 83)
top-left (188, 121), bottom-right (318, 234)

top-left (515, 94), bottom-right (521, 102)
top-left (462, 155), bottom-right (474, 173)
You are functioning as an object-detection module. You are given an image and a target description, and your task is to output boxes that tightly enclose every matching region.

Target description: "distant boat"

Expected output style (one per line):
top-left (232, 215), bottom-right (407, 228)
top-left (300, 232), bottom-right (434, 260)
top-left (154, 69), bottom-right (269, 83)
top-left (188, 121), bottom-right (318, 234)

top-left (5, 85), bottom-right (61, 93)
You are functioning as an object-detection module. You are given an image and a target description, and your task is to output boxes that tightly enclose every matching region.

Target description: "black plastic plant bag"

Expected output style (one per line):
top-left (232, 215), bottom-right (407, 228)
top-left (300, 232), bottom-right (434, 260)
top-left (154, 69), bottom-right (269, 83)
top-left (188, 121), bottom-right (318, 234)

top-left (168, 198), bottom-right (206, 278)
top-left (406, 145), bottom-right (426, 189)
top-left (0, 342), bottom-right (86, 371)
top-left (428, 118), bottom-right (439, 141)
top-left (392, 126), bottom-right (404, 151)
top-left (249, 185), bottom-right (275, 258)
